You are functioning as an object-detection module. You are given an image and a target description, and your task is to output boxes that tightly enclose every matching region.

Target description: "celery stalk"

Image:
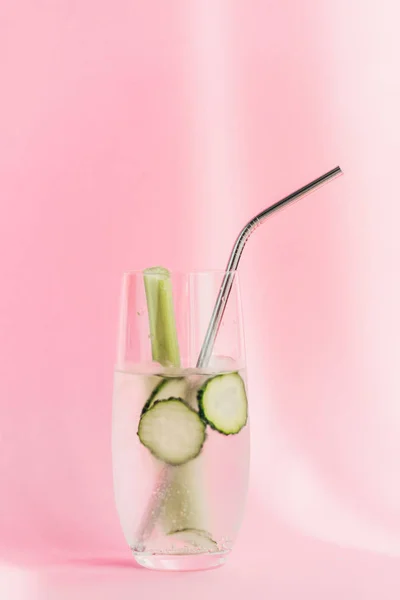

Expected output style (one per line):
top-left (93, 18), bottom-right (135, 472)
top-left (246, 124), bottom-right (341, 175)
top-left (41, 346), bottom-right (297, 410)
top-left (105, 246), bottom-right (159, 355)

top-left (142, 267), bottom-right (207, 536)
top-left (143, 267), bottom-right (180, 367)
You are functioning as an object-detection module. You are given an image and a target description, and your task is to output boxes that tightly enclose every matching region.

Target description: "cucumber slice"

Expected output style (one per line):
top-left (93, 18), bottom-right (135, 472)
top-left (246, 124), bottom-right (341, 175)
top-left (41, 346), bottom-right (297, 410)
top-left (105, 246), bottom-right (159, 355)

top-left (168, 528), bottom-right (218, 552)
top-left (142, 377), bottom-right (188, 414)
top-left (137, 398), bottom-right (206, 465)
top-left (198, 372), bottom-right (248, 435)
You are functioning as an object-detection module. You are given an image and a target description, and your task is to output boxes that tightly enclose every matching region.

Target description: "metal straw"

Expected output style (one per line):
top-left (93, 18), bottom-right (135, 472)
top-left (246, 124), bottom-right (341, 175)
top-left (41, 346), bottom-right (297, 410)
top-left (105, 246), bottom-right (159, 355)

top-left (136, 165), bottom-right (343, 547)
top-left (196, 165), bottom-right (343, 368)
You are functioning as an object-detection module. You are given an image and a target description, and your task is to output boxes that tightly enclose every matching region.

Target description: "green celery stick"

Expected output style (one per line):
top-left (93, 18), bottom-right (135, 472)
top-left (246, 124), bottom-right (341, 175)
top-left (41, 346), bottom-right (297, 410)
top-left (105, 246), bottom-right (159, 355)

top-left (143, 267), bottom-right (180, 367)
top-left (160, 459), bottom-right (207, 533)
top-left (143, 266), bottom-right (207, 536)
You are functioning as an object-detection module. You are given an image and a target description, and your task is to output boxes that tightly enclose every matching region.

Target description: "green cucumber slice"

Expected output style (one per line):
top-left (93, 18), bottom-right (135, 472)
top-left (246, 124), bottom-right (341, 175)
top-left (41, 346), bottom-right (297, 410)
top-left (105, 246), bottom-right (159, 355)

top-left (167, 528), bottom-right (218, 552)
top-left (137, 398), bottom-right (206, 465)
top-left (198, 372), bottom-right (248, 435)
top-left (142, 377), bottom-right (188, 414)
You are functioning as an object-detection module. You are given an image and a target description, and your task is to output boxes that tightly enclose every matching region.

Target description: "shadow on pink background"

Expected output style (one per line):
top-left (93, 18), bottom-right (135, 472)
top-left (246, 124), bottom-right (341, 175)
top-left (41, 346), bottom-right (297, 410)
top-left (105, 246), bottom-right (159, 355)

top-left (1, 0), bottom-right (400, 597)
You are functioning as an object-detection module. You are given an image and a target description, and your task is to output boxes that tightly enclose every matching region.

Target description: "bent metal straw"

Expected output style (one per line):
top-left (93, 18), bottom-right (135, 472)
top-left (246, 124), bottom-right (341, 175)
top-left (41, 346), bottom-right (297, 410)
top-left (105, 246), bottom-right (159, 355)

top-left (197, 166), bottom-right (343, 368)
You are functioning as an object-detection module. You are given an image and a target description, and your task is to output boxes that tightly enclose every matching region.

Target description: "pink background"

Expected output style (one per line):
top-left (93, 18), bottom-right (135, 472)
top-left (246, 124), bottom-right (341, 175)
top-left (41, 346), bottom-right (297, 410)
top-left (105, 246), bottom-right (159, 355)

top-left (1, 0), bottom-right (400, 597)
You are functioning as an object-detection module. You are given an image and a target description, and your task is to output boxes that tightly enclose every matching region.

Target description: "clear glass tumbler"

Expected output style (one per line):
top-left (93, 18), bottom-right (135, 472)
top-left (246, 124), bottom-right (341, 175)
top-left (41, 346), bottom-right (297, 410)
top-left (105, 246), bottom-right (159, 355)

top-left (112, 270), bottom-right (250, 571)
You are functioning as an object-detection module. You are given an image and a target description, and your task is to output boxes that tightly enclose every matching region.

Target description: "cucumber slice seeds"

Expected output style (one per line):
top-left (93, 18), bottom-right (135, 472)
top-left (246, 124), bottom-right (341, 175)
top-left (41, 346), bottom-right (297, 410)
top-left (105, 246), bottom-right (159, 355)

top-left (198, 372), bottom-right (248, 435)
top-left (137, 398), bottom-right (206, 466)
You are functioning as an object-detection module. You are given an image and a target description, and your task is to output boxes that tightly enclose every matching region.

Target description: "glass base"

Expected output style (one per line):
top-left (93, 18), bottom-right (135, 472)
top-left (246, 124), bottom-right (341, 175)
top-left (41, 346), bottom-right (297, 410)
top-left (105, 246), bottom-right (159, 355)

top-left (133, 551), bottom-right (229, 571)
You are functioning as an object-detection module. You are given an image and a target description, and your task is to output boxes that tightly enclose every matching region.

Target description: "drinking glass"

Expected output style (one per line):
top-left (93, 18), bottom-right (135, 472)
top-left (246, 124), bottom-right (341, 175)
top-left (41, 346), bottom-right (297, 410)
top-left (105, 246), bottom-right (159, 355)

top-left (112, 271), bottom-right (250, 571)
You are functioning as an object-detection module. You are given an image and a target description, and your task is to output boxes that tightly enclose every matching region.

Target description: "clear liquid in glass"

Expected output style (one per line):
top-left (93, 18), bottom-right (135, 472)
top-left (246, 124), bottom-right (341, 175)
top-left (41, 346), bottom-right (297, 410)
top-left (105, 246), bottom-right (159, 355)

top-left (112, 364), bottom-right (249, 570)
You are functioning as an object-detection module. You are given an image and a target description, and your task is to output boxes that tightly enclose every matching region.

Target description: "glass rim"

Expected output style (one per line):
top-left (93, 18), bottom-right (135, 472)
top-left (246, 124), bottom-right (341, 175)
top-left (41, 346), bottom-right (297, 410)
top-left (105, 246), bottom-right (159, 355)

top-left (122, 269), bottom-right (240, 277)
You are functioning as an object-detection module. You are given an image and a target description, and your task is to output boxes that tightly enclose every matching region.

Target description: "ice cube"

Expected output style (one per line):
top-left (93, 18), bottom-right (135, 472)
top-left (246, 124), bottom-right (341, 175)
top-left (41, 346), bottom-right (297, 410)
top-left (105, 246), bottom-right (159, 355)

top-left (207, 355), bottom-right (238, 372)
